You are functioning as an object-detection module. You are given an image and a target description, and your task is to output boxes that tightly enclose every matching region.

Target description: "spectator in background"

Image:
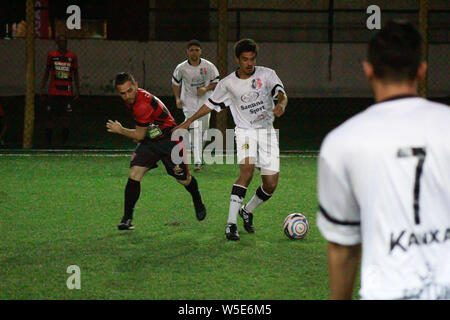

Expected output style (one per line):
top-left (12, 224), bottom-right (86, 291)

top-left (40, 34), bottom-right (80, 147)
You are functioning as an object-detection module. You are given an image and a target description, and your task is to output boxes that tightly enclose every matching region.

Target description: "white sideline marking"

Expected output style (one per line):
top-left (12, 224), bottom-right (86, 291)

top-left (0, 149), bottom-right (318, 158)
top-left (0, 153), bottom-right (318, 158)
top-left (0, 153), bottom-right (129, 157)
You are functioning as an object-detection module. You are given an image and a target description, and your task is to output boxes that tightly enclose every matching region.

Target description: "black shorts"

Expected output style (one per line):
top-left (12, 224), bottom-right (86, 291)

top-left (46, 95), bottom-right (73, 116)
top-left (130, 136), bottom-right (190, 180)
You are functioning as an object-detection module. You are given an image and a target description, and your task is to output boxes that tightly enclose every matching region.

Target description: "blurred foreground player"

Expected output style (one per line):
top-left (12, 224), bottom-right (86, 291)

top-left (40, 35), bottom-right (80, 146)
top-left (317, 20), bottom-right (450, 299)
top-left (107, 72), bottom-right (206, 230)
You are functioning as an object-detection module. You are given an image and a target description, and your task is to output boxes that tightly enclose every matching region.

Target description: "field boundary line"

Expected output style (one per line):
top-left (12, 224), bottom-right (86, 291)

top-left (0, 149), bottom-right (319, 158)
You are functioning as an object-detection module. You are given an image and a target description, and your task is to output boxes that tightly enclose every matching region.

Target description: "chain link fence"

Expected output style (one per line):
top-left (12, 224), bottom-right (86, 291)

top-left (0, 0), bottom-right (448, 150)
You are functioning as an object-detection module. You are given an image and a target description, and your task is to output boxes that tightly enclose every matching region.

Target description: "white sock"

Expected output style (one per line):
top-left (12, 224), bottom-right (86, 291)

top-left (227, 184), bottom-right (247, 225)
top-left (245, 186), bottom-right (272, 213)
top-left (227, 195), bottom-right (243, 225)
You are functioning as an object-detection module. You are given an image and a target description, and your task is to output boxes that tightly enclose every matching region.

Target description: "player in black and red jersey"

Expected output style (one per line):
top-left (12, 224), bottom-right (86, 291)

top-left (39, 35), bottom-right (80, 146)
top-left (107, 72), bottom-right (207, 230)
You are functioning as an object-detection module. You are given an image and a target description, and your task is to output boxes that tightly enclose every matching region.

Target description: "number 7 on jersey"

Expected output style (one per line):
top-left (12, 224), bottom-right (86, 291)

top-left (397, 147), bottom-right (427, 225)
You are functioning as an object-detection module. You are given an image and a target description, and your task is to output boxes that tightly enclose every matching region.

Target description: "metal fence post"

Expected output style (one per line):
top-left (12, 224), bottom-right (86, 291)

top-left (23, 0), bottom-right (35, 149)
top-left (216, 0), bottom-right (228, 140)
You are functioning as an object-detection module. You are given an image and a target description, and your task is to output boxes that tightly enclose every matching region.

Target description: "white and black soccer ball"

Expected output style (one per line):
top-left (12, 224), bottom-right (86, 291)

top-left (283, 213), bottom-right (309, 240)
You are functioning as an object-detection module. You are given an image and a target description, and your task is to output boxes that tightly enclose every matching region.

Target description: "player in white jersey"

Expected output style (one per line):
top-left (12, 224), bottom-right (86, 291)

top-left (317, 20), bottom-right (450, 300)
top-left (172, 40), bottom-right (220, 171)
top-left (174, 39), bottom-right (288, 240)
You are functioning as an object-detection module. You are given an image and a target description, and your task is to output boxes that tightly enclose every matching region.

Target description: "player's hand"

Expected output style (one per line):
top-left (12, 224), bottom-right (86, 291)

top-left (172, 119), bottom-right (191, 132)
top-left (273, 104), bottom-right (286, 118)
top-left (176, 98), bottom-right (183, 109)
top-left (106, 120), bottom-right (123, 134)
top-left (197, 87), bottom-right (207, 96)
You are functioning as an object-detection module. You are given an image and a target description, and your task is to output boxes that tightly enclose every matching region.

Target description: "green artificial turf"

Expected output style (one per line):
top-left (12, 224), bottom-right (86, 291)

top-left (0, 154), bottom-right (360, 299)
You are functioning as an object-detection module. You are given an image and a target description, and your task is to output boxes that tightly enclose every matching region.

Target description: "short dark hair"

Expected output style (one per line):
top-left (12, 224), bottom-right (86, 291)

top-left (187, 39), bottom-right (201, 49)
top-left (368, 19), bottom-right (422, 82)
top-left (114, 72), bottom-right (136, 87)
top-left (234, 38), bottom-right (258, 58)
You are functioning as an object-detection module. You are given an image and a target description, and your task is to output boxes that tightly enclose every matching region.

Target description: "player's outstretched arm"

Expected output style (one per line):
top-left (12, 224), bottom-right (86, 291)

top-left (172, 84), bottom-right (183, 109)
top-left (106, 120), bottom-right (147, 141)
top-left (172, 104), bottom-right (213, 131)
top-left (197, 82), bottom-right (218, 96)
top-left (327, 241), bottom-right (361, 300)
top-left (273, 91), bottom-right (288, 117)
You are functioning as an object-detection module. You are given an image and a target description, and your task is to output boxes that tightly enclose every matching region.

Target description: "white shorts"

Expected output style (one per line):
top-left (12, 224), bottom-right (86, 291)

top-left (235, 127), bottom-right (280, 175)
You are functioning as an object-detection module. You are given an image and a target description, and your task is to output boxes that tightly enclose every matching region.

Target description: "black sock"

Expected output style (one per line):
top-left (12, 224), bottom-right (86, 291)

top-left (45, 128), bottom-right (53, 145)
top-left (184, 176), bottom-right (202, 204)
top-left (62, 128), bottom-right (69, 144)
top-left (124, 178), bottom-right (140, 220)
top-left (256, 186), bottom-right (271, 201)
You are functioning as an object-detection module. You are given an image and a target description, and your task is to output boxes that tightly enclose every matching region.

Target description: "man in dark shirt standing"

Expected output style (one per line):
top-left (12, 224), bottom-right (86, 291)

top-left (40, 35), bottom-right (80, 146)
top-left (106, 72), bottom-right (207, 230)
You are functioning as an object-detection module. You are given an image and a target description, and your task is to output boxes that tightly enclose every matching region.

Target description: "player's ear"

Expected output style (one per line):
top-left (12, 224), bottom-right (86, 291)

top-left (362, 61), bottom-right (374, 80)
top-left (135, 81), bottom-right (138, 88)
top-left (235, 56), bottom-right (240, 65)
top-left (417, 61), bottom-right (427, 80)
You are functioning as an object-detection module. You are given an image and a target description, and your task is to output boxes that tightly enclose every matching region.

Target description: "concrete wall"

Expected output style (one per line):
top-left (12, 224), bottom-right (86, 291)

top-left (0, 39), bottom-right (448, 97)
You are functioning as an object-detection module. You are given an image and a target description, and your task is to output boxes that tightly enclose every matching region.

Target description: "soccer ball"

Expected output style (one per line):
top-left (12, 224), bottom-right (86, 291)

top-left (283, 213), bottom-right (309, 240)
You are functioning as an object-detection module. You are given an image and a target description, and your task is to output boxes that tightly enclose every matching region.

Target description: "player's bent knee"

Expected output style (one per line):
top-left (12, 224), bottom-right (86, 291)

top-left (176, 178), bottom-right (190, 186)
top-left (262, 175), bottom-right (279, 194)
top-left (129, 166), bottom-right (147, 181)
top-left (129, 173), bottom-right (142, 181)
top-left (263, 182), bottom-right (278, 194)
top-left (175, 174), bottom-right (191, 186)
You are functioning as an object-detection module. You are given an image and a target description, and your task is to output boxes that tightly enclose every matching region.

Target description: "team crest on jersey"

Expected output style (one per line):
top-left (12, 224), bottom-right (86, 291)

top-left (241, 91), bottom-right (260, 103)
top-left (241, 143), bottom-right (249, 150)
top-left (200, 68), bottom-right (207, 75)
top-left (252, 78), bottom-right (262, 89)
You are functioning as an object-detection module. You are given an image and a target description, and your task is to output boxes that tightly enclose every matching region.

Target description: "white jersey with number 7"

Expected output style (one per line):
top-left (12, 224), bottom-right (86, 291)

top-left (317, 96), bottom-right (450, 300)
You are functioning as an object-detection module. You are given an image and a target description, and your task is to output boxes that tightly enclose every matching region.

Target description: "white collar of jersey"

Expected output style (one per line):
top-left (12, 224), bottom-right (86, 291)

top-left (235, 66), bottom-right (257, 79)
top-left (374, 94), bottom-right (418, 107)
top-left (187, 58), bottom-right (202, 66)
